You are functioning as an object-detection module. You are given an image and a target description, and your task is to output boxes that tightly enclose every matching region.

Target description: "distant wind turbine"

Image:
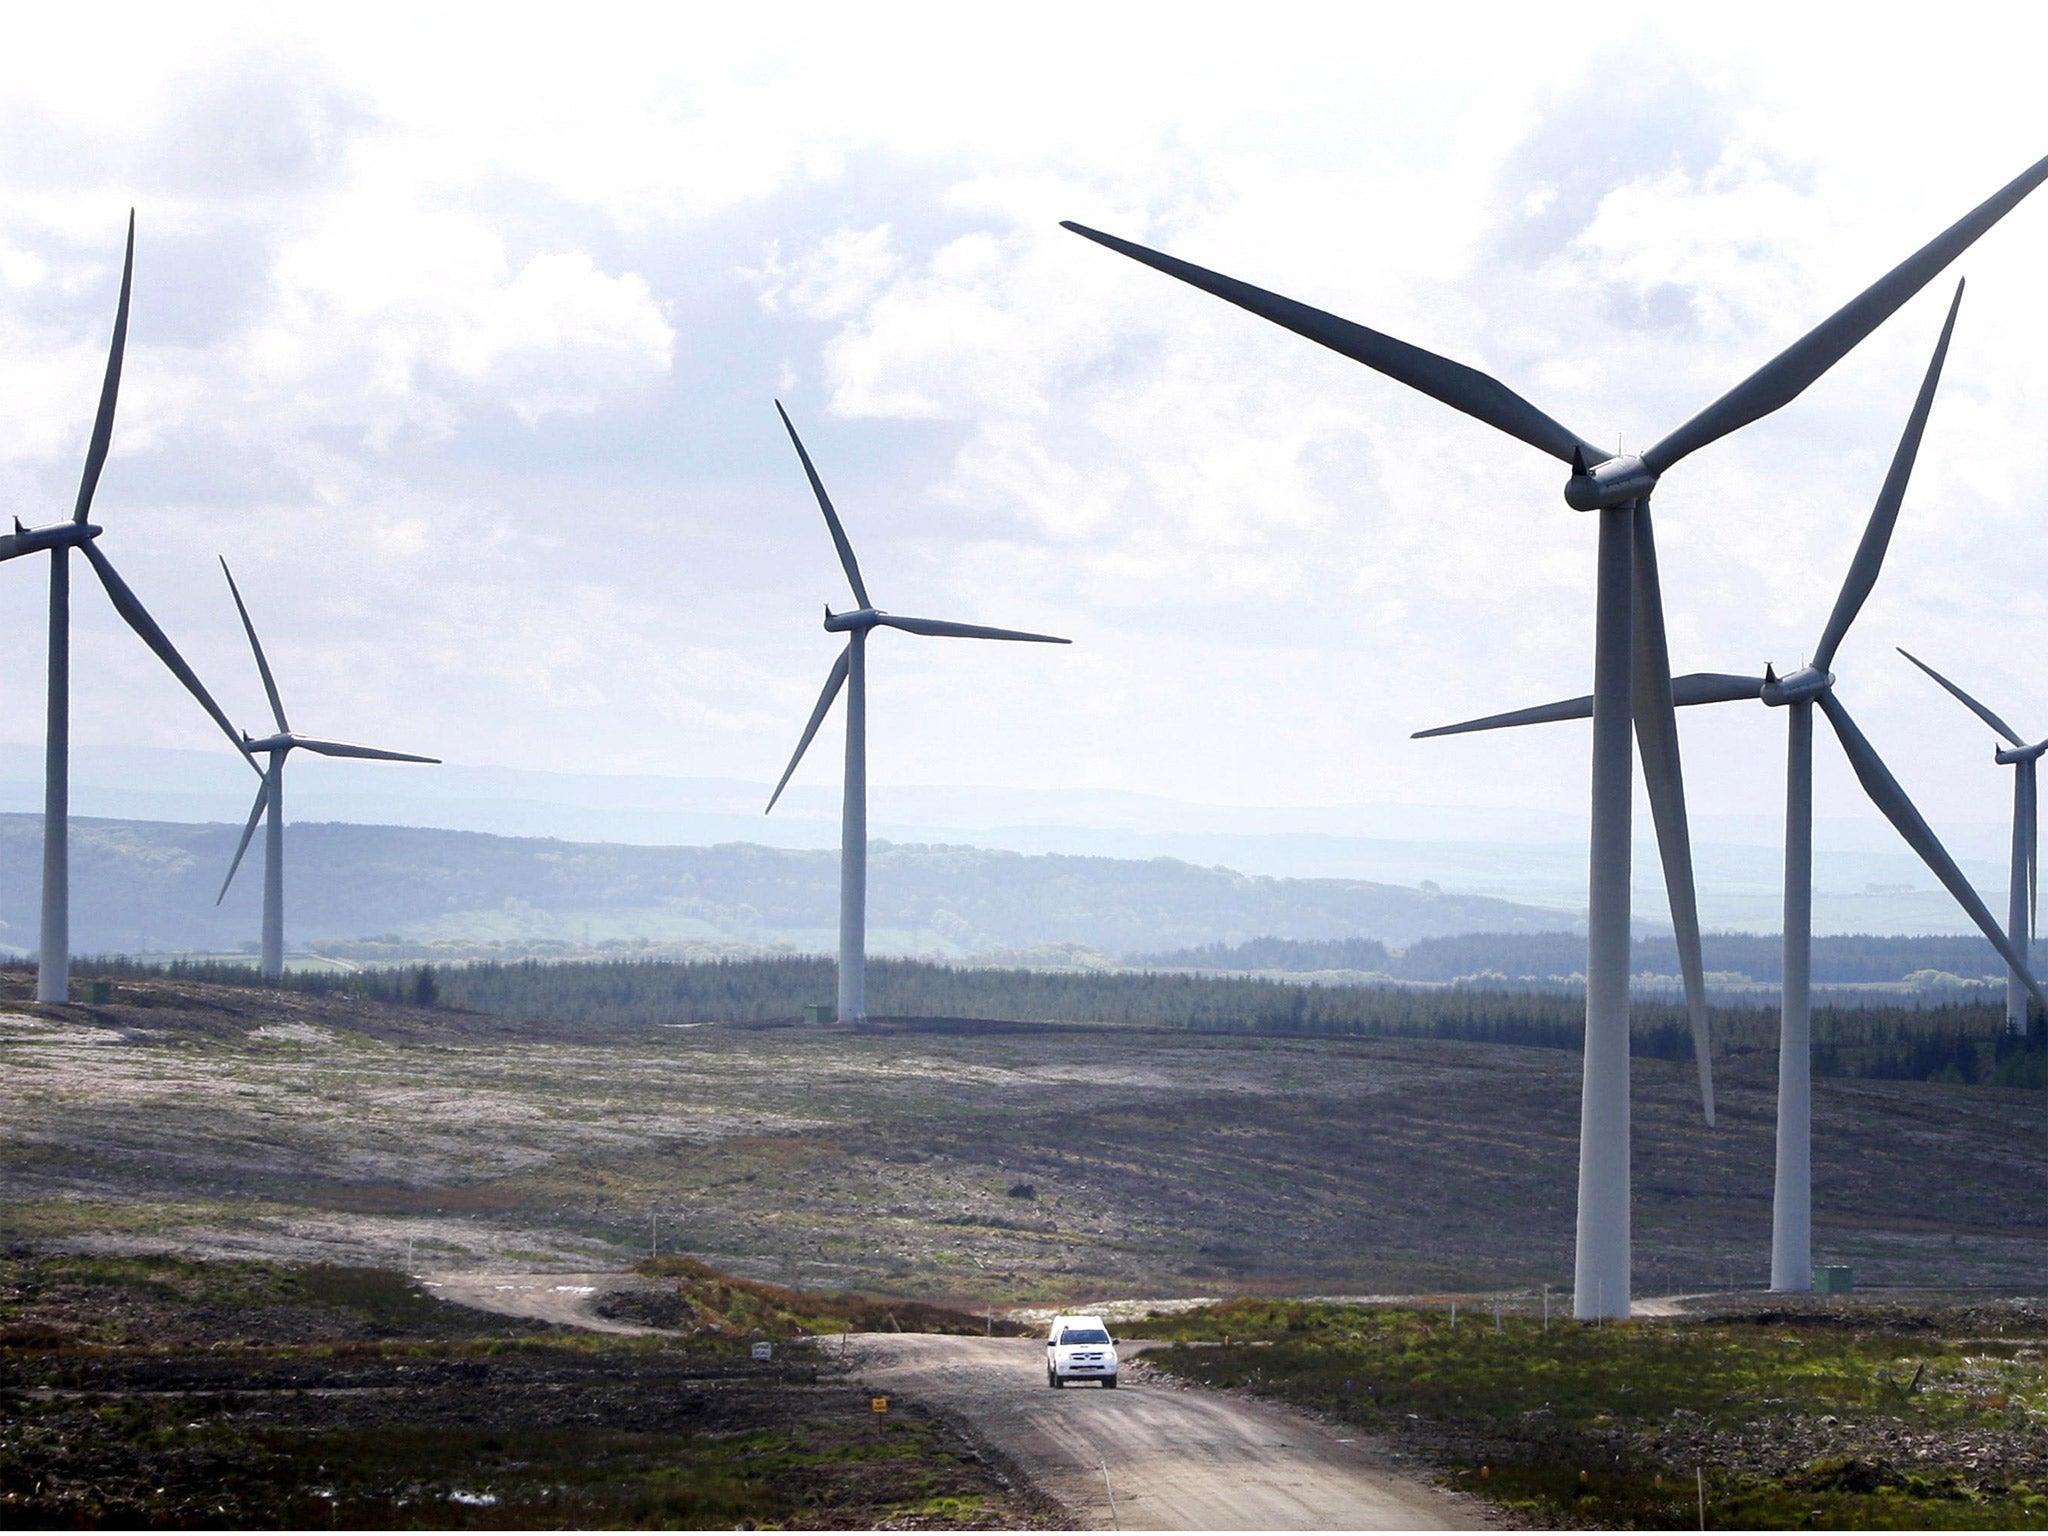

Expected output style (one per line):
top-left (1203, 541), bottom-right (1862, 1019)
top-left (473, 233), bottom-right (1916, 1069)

top-left (214, 558), bottom-right (439, 980)
top-left (0, 214), bottom-right (253, 1004)
top-left (1898, 646), bottom-right (2046, 1039)
top-left (1417, 279), bottom-right (2045, 1293)
top-left (1064, 151), bottom-right (2048, 1318)
top-left (764, 402), bottom-right (1069, 1024)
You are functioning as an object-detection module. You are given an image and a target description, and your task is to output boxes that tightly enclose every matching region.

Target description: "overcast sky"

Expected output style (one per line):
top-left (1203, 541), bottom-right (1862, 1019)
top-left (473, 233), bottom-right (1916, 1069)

top-left (5, 4), bottom-right (2048, 840)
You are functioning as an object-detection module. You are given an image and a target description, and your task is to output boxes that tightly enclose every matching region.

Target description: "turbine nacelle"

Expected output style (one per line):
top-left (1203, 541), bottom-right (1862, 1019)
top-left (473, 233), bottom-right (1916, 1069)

top-left (1762, 664), bottom-right (1834, 707)
top-left (1563, 451), bottom-right (1656, 511)
top-left (1995, 740), bottom-right (2048, 766)
top-left (822, 604), bottom-right (883, 633)
top-left (0, 519), bottom-right (102, 561)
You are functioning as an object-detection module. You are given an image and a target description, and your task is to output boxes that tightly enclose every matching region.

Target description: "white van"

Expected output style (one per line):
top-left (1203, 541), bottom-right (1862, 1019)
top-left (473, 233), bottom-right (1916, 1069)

top-left (1045, 1313), bottom-right (1118, 1388)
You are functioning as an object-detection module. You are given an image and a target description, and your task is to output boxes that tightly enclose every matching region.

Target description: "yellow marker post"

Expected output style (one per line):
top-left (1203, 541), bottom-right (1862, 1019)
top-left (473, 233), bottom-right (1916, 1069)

top-left (870, 1396), bottom-right (888, 1414)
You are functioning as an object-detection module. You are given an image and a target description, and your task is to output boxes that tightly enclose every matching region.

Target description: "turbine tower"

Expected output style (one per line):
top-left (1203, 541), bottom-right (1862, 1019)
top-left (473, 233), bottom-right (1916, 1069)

top-left (1898, 647), bottom-right (2046, 1038)
top-left (0, 214), bottom-right (253, 1004)
top-left (1064, 153), bottom-right (2048, 1317)
top-left (214, 559), bottom-right (439, 980)
top-left (764, 402), bottom-right (1069, 1024)
top-left (1417, 279), bottom-right (2046, 1293)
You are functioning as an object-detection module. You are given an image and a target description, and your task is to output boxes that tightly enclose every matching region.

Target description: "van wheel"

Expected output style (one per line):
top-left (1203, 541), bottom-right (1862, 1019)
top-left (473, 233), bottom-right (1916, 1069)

top-left (1103, 1375), bottom-right (1118, 1389)
top-left (1049, 1371), bottom-right (1062, 1388)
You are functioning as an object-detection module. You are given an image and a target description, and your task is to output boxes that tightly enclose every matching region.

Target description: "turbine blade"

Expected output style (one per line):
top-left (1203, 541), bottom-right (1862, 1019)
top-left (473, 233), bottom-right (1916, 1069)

top-left (1630, 507), bottom-right (1713, 1126)
top-left (216, 780), bottom-right (270, 904)
top-left (1412, 695), bottom-right (1594, 738)
top-left (1896, 647), bottom-right (2025, 745)
top-left (774, 401), bottom-right (871, 608)
top-left (1060, 221), bottom-right (1603, 466)
top-left (1413, 671), bottom-right (1763, 739)
top-left (1672, 672), bottom-right (1769, 705)
top-left (1812, 281), bottom-right (1964, 670)
top-left (82, 543), bottom-right (255, 769)
top-left (219, 557), bottom-right (290, 732)
top-left (292, 738), bottom-right (439, 763)
top-left (1819, 690), bottom-right (2048, 1012)
top-left (1643, 155), bottom-right (2048, 474)
top-left (765, 645), bottom-right (851, 814)
top-left (74, 211), bottom-right (134, 525)
top-left (873, 614), bottom-right (1070, 643)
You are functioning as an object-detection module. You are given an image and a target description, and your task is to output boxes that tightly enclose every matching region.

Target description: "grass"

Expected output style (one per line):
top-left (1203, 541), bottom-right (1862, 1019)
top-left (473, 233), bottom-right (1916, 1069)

top-left (1138, 1298), bottom-right (2048, 1528)
top-left (620, 1255), bottom-right (1027, 1337)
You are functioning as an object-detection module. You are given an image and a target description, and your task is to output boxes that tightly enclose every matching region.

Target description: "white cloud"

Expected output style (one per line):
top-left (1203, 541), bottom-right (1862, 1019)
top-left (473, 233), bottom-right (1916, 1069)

top-left (1, 3), bottom-right (2047, 850)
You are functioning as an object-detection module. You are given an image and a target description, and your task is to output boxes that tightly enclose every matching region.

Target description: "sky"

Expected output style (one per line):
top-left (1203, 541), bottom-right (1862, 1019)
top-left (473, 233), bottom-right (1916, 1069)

top-left (5, 3), bottom-right (2048, 850)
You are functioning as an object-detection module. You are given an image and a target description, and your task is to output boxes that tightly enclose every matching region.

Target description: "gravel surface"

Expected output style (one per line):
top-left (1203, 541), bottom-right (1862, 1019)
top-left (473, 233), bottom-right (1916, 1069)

top-left (849, 1332), bottom-right (1481, 1530)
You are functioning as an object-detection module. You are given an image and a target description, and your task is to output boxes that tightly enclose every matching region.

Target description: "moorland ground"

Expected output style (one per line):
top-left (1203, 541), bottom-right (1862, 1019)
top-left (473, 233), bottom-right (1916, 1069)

top-left (1140, 1294), bottom-right (2048, 1529)
top-left (0, 966), bottom-right (2041, 1300)
top-left (3, 964), bottom-right (2047, 1529)
top-left (0, 1251), bottom-right (1042, 1529)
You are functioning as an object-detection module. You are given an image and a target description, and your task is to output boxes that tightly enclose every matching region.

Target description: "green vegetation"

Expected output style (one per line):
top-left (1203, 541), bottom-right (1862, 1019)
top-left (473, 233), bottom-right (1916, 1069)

top-left (620, 1255), bottom-right (1028, 1337)
top-left (0, 1252), bottom-right (1035, 1529)
top-left (1139, 1298), bottom-right (2048, 1528)
top-left (1143, 929), bottom-right (2036, 986)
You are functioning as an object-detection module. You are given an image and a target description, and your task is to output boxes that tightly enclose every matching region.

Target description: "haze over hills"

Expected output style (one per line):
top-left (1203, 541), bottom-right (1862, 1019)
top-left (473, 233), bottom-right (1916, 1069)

top-left (0, 813), bottom-right (1575, 960)
top-left (0, 744), bottom-right (2017, 938)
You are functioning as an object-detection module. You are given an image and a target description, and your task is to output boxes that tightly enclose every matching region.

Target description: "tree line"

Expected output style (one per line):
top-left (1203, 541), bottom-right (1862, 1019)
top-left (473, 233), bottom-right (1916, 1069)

top-left (73, 952), bottom-right (2038, 1089)
top-left (1135, 929), bottom-right (2022, 984)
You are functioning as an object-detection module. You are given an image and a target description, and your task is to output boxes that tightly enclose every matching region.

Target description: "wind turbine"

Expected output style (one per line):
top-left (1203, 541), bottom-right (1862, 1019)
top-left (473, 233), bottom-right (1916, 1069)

top-left (1416, 279), bottom-right (2046, 1293)
top-left (1898, 646), bottom-right (2045, 1039)
top-left (1064, 153), bottom-right (2048, 1317)
top-left (764, 402), bottom-right (1069, 1024)
top-left (214, 558), bottom-right (439, 980)
top-left (0, 214), bottom-right (253, 1004)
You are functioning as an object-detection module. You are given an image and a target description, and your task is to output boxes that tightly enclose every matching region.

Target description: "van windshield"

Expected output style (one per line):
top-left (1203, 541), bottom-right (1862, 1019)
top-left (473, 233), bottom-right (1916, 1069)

top-left (1059, 1328), bottom-right (1111, 1345)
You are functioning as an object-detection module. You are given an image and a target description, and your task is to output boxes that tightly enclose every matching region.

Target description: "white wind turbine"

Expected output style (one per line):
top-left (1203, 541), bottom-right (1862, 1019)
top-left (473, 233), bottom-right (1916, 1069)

top-left (1898, 647), bottom-right (2046, 1039)
top-left (1417, 280), bottom-right (2046, 1292)
top-left (764, 402), bottom-right (1069, 1024)
top-left (214, 558), bottom-right (439, 980)
top-left (1, 214), bottom-right (253, 1003)
top-left (1065, 153), bottom-right (2048, 1317)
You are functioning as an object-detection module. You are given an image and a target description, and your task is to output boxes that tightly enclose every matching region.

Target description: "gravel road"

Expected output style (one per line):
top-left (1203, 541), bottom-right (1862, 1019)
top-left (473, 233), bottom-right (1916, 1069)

top-left (850, 1333), bottom-right (1473, 1530)
top-left (420, 1271), bottom-right (663, 1335)
top-left (422, 1272), bottom-right (1476, 1528)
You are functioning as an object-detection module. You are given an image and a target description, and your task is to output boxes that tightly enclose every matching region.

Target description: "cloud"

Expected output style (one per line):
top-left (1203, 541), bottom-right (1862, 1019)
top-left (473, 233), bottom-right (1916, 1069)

top-left (1, 6), bottom-right (2046, 846)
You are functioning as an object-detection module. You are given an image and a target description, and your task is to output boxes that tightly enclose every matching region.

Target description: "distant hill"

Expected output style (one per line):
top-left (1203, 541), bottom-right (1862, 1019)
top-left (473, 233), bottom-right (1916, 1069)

top-left (0, 814), bottom-right (1580, 959)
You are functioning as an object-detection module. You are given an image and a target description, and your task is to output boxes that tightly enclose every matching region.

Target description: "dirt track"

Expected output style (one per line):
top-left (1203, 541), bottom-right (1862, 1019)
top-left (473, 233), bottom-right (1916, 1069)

top-left (421, 1271), bottom-right (664, 1335)
top-left (424, 1271), bottom-right (1473, 1528)
top-left (851, 1333), bottom-right (1474, 1531)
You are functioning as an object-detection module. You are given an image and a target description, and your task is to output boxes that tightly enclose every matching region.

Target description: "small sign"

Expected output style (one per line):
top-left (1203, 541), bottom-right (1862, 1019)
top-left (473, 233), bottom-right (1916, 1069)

top-left (870, 1396), bottom-right (889, 1414)
top-left (751, 1341), bottom-right (773, 1361)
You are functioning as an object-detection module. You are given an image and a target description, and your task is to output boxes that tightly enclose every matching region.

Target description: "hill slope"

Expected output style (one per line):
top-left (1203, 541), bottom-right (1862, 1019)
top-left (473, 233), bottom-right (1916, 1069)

top-left (0, 813), bottom-right (1576, 958)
